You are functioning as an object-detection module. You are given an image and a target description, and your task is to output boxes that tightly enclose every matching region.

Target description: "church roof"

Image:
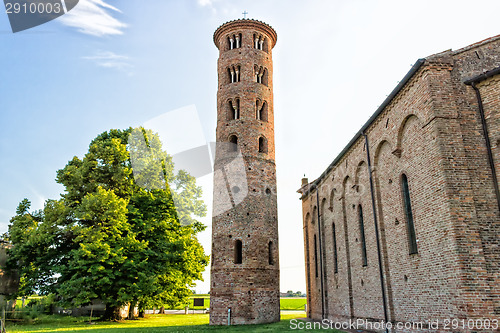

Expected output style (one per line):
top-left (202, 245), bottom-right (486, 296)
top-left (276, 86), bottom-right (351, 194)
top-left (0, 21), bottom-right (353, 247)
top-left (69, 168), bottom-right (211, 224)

top-left (300, 34), bottom-right (500, 199)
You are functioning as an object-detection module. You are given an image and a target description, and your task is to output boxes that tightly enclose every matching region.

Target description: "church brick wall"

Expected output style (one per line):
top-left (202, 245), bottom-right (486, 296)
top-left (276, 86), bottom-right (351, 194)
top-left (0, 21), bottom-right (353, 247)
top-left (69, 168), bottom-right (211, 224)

top-left (299, 35), bottom-right (500, 332)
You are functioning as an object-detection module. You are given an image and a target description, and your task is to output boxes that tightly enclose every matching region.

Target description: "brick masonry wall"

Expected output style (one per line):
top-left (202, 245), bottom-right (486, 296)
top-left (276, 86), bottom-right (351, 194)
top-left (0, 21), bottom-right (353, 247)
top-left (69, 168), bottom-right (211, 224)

top-left (210, 19), bottom-right (280, 326)
top-left (299, 36), bottom-right (500, 332)
top-left (479, 75), bottom-right (500, 317)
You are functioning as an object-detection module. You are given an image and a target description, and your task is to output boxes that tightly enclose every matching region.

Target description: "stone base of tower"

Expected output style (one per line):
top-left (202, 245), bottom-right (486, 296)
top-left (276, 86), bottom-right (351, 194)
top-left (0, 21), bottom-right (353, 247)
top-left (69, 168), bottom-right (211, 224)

top-left (209, 267), bottom-right (280, 325)
top-left (209, 289), bottom-right (280, 325)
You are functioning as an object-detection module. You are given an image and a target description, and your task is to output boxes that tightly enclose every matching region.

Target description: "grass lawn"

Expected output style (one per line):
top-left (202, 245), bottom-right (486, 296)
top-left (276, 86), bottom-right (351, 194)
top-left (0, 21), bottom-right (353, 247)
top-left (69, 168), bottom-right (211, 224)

top-left (7, 312), bottom-right (343, 332)
top-left (180, 296), bottom-right (307, 311)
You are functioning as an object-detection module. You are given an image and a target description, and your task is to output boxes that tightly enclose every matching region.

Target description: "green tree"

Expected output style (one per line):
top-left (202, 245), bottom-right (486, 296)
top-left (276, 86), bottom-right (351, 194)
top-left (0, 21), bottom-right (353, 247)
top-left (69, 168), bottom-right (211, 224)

top-left (7, 128), bottom-right (208, 320)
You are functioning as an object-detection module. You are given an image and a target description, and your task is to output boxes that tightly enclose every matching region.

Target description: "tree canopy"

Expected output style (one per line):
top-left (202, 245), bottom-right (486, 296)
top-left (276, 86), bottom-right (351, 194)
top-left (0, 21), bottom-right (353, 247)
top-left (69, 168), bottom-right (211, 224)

top-left (6, 128), bottom-right (208, 319)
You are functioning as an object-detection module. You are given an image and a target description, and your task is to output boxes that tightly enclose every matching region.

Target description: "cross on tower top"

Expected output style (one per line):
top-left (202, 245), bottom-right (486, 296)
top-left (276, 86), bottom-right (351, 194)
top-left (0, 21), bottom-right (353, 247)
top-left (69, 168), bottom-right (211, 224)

top-left (242, 10), bottom-right (248, 19)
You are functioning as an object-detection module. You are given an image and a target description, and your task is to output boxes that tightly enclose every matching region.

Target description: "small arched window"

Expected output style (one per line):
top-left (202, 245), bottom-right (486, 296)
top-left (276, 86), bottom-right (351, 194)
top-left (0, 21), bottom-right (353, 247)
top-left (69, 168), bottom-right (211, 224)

top-left (258, 137), bottom-right (267, 153)
top-left (402, 174), bottom-right (418, 254)
top-left (228, 33), bottom-right (242, 50)
top-left (228, 65), bottom-right (241, 83)
top-left (262, 69), bottom-right (268, 86)
top-left (234, 239), bottom-right (242, 264)
top-left (358, 205), bottom-right (367, 267)
top-left (254, 66), bottom-right (268, 85)
top-left (329, 189), bottom-right (335, 211)
top-left (228, 99), bottom-right (240, 120)
top-left (320, 198), bottom-right (327, 218)
top-left (229, 135), bottom-right (238, 152)
top-left (268, 241), bottom-right (274, 265)
top-left (253, 34), bottom-right (267, 51)
top-left (256, 101), bottom-right (268, 122)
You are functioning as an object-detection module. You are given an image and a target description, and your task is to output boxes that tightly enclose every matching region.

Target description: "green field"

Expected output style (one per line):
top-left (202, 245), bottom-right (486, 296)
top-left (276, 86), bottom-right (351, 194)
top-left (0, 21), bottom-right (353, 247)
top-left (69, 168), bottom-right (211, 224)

top-left (279, 298), bottom-right (307, 311)
top-left (7, 313), bottom-right (342, 333)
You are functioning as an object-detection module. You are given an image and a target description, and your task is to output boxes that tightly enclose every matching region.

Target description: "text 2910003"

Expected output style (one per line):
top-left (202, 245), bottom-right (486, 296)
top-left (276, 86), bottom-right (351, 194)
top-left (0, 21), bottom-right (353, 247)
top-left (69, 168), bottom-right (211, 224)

top-left (5, 2), bottom-right (62, 14)
top-left (442, 318), bottom-right (498, 330)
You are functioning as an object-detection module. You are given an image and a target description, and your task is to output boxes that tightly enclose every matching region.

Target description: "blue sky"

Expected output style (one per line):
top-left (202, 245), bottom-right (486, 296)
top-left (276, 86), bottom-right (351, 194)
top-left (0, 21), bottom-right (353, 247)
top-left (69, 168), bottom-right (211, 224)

top-left (1, 0), bottom-right (499, 293)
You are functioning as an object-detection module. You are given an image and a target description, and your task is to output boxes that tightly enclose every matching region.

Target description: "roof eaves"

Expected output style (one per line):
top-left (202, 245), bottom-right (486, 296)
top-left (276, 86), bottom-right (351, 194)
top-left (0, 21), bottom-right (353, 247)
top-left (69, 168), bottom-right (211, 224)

top-left (299, 58), bottom-right (426, 200)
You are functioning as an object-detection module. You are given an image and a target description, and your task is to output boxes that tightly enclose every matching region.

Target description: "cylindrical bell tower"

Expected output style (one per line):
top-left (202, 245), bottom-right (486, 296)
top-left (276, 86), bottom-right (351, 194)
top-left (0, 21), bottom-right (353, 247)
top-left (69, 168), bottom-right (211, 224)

top-left (210, 19), bottom-right (279, 325)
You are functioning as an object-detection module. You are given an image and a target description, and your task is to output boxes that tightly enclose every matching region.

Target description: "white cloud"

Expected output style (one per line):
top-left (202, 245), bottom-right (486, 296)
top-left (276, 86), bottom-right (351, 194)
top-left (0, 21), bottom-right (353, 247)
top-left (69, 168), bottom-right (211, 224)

top-left (196, 0), bottom-right (220, 15)
top-left (59, 0), bottom-right (127, 37)
top-left (83, 51), bottom-right (133, 74)
top-left (197, 0), bottom-right (212, 6)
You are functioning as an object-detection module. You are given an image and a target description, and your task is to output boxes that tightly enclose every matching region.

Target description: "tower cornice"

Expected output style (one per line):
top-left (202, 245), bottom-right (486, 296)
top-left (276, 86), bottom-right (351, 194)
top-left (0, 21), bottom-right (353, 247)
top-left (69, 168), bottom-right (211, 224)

top-left (213, 19), bottom-right (277, 49)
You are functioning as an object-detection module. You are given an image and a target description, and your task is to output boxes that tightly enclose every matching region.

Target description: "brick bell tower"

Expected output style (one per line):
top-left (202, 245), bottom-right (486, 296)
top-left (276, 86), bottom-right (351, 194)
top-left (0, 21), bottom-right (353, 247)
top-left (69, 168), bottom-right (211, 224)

top-left (210, 19), bottom-right (279, 325)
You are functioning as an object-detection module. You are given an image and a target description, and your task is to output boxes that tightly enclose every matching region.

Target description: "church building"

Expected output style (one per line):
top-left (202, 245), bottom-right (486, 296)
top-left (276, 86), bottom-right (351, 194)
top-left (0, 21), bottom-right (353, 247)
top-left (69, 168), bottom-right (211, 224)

top-left (298, 35), bottom-right (500, 332)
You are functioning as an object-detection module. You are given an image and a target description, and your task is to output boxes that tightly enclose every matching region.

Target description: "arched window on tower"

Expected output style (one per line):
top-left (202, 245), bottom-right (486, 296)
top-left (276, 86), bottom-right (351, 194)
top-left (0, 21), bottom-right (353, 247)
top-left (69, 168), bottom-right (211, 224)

top-left (254, 65), bottom-right (267, 85)
top-left (262, 68), bottom-right (268, 86)
top-left (253, 34), bottom-right (267, 52)
top-left (258, 136), bottom-right (268, 154)
top-left (228, 33), bottom-right (242, 50)
top-left (268, 241), bottom-right (274, 265)
top-left (234, 239), bottom-right (242, 264)
top-left (402, 174), bottom-right (418, 254)
top-left (358, 205), bottom-right (368, 267)
top-left (228, 65), bottom-right (241, 83)
top-left (256, 100), bottom-right (268, 122)
top-left (235, 33), bottom-right (241, 48)
top-left (229, 135), bottom-right (238, 152)
top-left (228, 99), bottom-right (240, 120)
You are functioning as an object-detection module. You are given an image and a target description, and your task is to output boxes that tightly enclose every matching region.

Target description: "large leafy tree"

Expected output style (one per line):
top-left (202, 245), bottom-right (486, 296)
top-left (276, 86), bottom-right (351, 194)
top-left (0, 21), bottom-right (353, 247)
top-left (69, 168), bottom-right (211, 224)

top-left (7, 128), bottom-right (208, 319)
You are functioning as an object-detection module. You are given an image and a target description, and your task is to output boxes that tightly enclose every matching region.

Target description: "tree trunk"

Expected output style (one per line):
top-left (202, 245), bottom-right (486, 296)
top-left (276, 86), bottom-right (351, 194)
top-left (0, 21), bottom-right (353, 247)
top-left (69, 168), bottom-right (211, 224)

top-left (128, 301), bottom-right (137, 320)
top-left (103, 304), bottom-right (121, 321)
top-left (159, 306), bottom-right (165, 314)
top-left (138, 301), bottom-right (145, 318)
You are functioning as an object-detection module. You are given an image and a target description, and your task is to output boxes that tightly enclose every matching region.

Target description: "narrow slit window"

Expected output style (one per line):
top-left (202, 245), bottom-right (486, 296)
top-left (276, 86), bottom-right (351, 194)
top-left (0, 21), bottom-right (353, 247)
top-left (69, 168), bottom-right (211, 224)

top-left (402, 174), bottom-right (418, 254)
top-left (268, 241), bottom-right (274, 265)
top-left (314, 234), bottom-right (318, 278)
top-left (234, 240), bottom-right (242, 264)
top-left (358, 205), bottom-right (367, 267)
top-left (332, 223), bottom-right (338, 273)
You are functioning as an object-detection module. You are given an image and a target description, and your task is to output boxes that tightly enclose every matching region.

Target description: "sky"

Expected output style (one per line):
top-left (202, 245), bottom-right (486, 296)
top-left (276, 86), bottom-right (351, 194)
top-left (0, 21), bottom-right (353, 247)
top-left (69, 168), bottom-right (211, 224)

top-left (1, 0), bottom-right (499, 294)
